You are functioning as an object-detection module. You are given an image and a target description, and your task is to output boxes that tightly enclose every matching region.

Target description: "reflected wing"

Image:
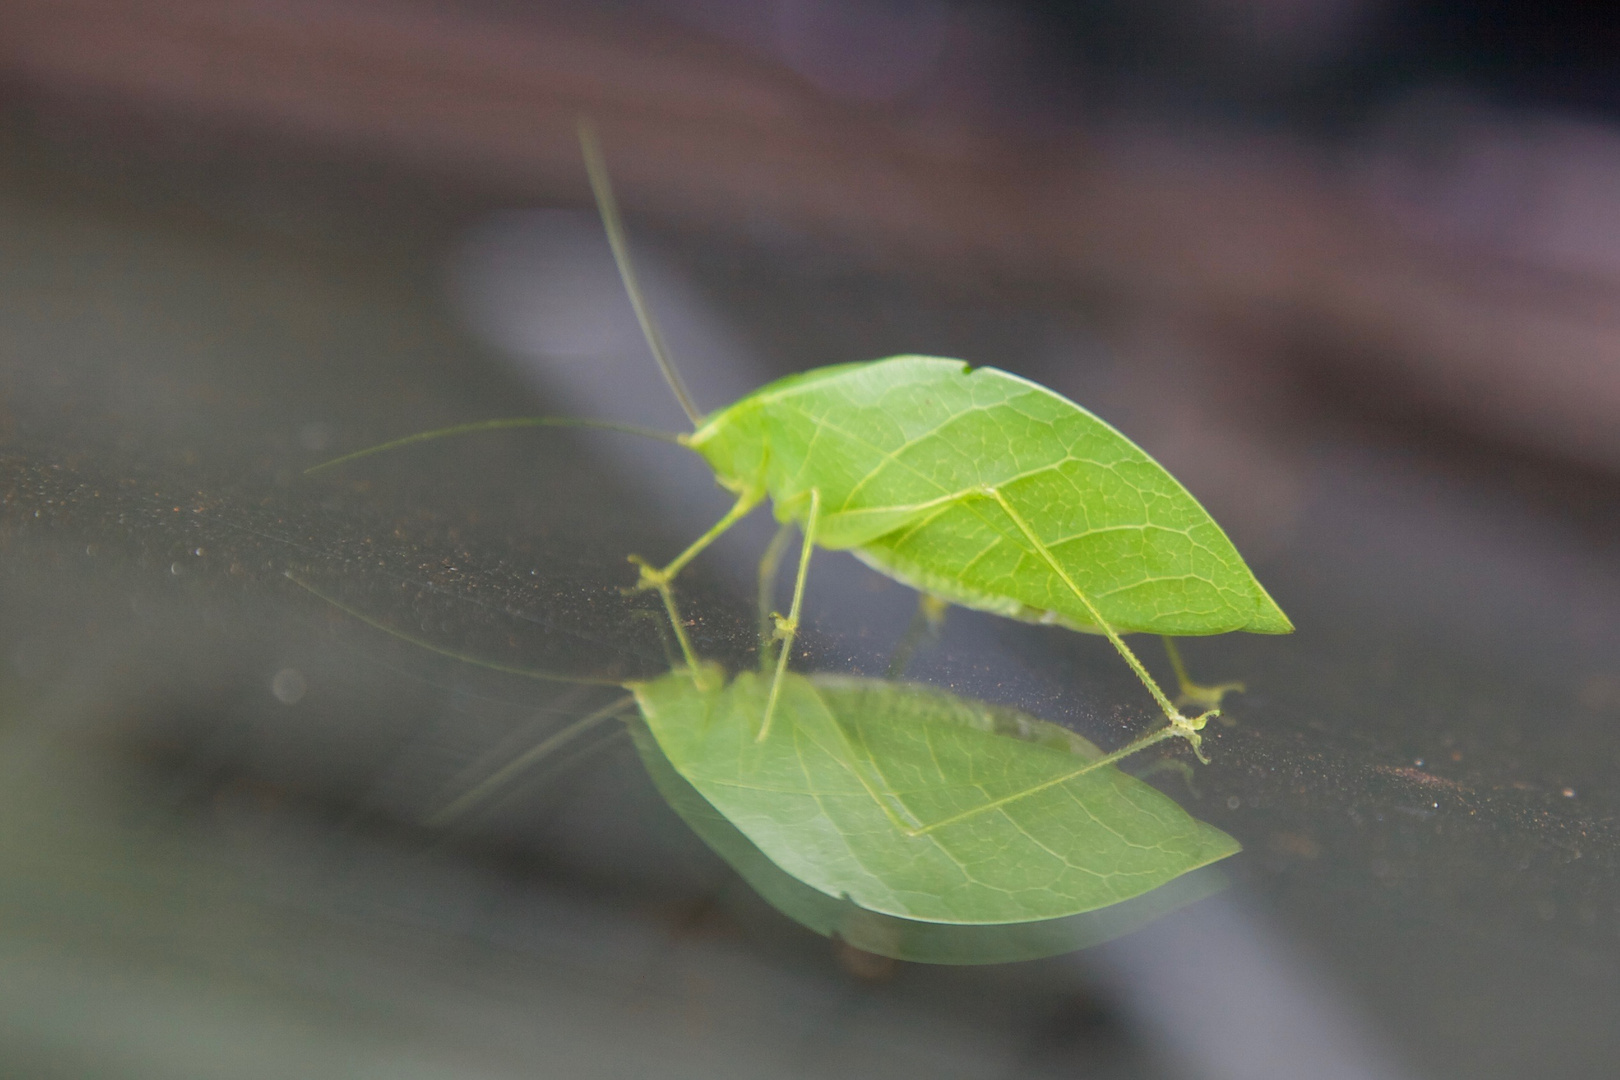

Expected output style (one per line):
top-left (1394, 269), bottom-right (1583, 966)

top-left (633, 669), bottom-right (1240, 926)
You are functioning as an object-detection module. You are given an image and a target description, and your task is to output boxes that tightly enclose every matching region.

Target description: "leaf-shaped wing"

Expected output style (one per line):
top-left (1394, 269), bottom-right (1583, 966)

top-left (632, 669), bottom-right (1240, 926)
top-left (695, 356), bottom-right (1290, 636)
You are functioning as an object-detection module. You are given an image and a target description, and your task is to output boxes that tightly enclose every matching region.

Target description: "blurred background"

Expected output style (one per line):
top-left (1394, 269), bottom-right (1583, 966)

top-left (1, 1), bottom-right (1618, 1077)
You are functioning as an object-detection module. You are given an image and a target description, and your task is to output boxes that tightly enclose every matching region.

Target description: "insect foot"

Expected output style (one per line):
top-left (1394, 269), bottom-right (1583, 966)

top-left (1170, 709), bottom-right (1218, 765)
top-left (625, 554), bottom-right (672, 594)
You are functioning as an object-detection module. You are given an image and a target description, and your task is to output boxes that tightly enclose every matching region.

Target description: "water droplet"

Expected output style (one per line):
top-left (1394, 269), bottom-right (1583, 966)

top-left (271, 668), bottom-right (307, 705)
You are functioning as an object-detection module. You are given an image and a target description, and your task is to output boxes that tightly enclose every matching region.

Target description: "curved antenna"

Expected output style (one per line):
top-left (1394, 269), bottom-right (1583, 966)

top-left (303, 416), bottom-right (684, 476)
top-left (578, 118), bottom-right (705, 429)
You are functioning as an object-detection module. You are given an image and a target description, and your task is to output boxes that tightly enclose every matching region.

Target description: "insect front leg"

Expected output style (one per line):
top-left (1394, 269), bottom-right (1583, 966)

top-left (627, 489), bottom-right (760, 594)
top-left (624, 490), bottom-right (761, 674)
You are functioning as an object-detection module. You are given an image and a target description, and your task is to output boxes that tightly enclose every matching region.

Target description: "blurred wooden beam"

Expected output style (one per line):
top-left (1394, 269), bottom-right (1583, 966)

top-left (7, 0), bottom-right (1620, 475)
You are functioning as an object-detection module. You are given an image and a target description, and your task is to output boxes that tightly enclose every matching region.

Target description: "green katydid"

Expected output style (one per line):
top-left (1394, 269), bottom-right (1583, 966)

top-left (310, 120), bottom-right (1292, 762)
top-left (290, 571), bottom-right (1239, 950)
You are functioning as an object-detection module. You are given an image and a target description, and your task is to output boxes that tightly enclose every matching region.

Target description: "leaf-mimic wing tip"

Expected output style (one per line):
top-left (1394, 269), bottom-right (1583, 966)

top-left (1246, 588), bottom-right (1295, 635)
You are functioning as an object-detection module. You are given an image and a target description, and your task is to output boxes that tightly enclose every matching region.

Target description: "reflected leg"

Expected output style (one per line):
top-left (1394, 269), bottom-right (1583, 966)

top-left (885, 593), bottom-right (950, 679)
top-left (1161, 636), bottom-right (1245, 712)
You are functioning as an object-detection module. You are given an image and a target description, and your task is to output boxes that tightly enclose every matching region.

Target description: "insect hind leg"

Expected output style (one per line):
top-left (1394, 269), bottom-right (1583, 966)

top-left (979, 486), bottom-right (1216, 760)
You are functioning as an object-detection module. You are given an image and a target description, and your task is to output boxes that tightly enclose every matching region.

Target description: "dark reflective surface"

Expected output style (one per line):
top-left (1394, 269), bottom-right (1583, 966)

top-left (0, 103), bottom-right (1617, 1080)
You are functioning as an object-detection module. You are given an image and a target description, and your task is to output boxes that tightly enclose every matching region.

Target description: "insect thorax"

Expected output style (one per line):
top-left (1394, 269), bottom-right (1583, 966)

top-left (688, 398), bottom-right (772, 501)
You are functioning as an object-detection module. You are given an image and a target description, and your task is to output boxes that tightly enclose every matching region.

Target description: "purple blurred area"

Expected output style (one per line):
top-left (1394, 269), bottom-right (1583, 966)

top-left (6, 0), bottom-right (1620, 488)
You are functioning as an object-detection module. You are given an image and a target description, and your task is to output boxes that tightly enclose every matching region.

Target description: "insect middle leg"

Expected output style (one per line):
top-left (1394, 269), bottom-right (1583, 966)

top-left (758, 489), bottom-right (820, 742)
top-left (756, 519), bottom-right (797, 671)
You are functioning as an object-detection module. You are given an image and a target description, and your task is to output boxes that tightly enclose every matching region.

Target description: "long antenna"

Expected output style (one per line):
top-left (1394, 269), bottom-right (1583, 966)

top-left (578, 118), bottom-right (705, 429)
top-left (302, 416), bottom-right (684, 476)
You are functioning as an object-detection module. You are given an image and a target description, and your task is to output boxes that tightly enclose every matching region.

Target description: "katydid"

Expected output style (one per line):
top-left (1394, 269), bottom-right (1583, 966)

top-left (310, 121), bottom-right (1292, 761)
